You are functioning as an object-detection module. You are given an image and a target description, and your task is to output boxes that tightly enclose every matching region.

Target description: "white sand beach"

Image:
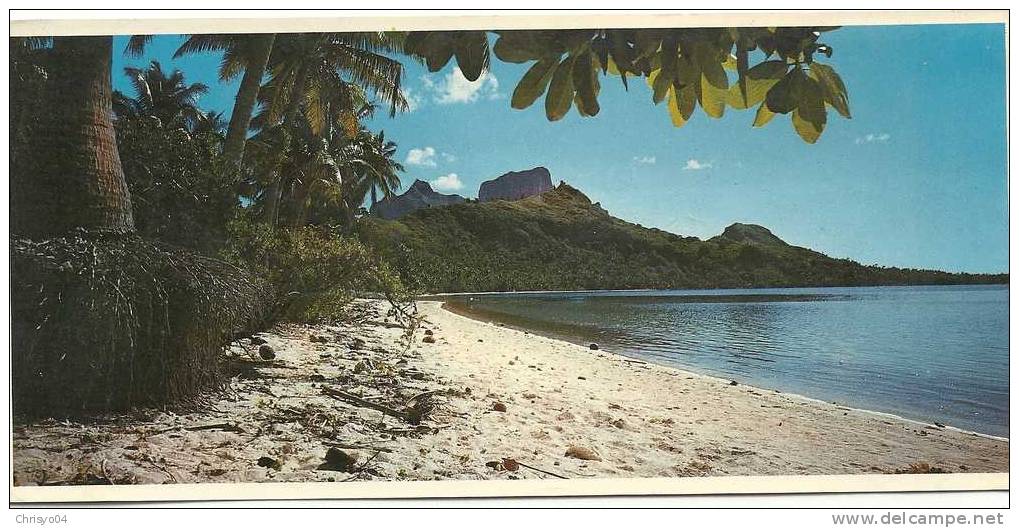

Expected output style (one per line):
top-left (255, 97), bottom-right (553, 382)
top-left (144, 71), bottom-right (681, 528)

top-left (12, 300), bottom-right (1008, 487)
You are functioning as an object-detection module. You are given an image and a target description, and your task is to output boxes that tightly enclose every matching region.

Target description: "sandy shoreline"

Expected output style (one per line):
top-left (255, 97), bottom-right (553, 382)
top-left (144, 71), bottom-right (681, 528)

top-left (12, 299), bottom-right (1008, 488)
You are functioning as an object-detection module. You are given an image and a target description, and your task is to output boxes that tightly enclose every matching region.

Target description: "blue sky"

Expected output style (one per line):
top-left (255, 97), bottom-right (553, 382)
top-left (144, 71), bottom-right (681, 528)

top-left (112, 23), bottom-right (1007, 273)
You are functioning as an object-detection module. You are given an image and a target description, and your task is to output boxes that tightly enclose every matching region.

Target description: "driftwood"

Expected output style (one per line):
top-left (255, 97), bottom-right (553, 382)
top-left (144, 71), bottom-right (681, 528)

top-left (324, 442), bottom-right (395, 454)
top-left (154, 422), bottom-right (246, 435)
top-left (516, 460), bottom-right (569, 479)
top-left (321, 386), bottom-right (412, 422)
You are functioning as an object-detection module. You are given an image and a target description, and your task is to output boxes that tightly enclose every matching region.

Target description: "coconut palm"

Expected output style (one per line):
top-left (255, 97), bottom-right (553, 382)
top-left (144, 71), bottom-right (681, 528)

top-left (192, 110), bottom-right (229, 136)
top-left (249, 32), bottom-right (409, 229)
top-left (360, 130), bottom-right (404, 210)
top-left (12, 36), bottom-right (135, 236)
top-left (117, 60), bottom-right (209, 131)
top-left (172, 33), bottom-right (276, 175)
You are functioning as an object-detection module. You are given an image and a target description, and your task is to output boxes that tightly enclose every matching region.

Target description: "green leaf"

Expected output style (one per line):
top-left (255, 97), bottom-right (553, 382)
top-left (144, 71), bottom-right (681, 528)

top-left (667, 84), bottom-right (696, 127)
top-left (753, 103), bottom-right (776, 127)
top-left (796, 75), bottom-right (827, 131)
top-left (692, 42), bottom-right (729, 90)
top-left (809, 62), bottom-right (850, 118)
top-left (545, 56), bottom-right (576, 121)
top-left (454, 32), bottom-right (490, 82)
top-left (765, 67), bottom-right (805, 114)
top-left (736, 42), bottom-right (750, 107)
top-left (573, 51), bottom-right (601, 117)
top-left (650, 67), bottom-right (673, 105)
top-left (493, 31), bottom-right (555, 63)
top-left (792, 108), bottom-right (823, 143)
top-left (727, 60), bottom-right (787, 109)
top-left (511, 57), bottom-right (559, 110)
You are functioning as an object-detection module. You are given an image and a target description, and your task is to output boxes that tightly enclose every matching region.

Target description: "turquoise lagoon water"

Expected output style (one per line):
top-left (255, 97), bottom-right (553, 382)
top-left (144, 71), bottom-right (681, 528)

top-left (439, 285), bottom-right (1009, 437)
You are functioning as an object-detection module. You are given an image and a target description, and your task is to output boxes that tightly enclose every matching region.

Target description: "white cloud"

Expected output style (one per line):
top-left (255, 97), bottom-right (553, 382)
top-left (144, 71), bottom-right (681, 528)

top-left (405, 147), bottom-right (437, 167)
top-left (855, 132), bottom-right (891, 145)
top-left (633, 156), bottom-right (657, 165)
top-left (441, 152), bottom-right (457, 163)
top-left (421, 68), bottom-right (500, 105)
top-left (683, 159), bottom-right (712, 171)
top-left (430, 173), bottom-right (464, 192)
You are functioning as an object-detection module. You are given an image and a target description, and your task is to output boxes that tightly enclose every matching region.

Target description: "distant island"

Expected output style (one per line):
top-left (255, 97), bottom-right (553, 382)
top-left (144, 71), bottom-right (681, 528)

top-left (360, 167), bottom-right (1008, 293)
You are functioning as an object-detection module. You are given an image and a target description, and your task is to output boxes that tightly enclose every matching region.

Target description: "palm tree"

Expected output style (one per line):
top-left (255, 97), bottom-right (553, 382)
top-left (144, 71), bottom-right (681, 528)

top-left (117, 60), bottom-right (208, 130)
top-left (172, 33), bottom-right (276, 176)
top-left (192, 110), bottom-right (228, 136)
top-left (253, 32), bottom-right (409, 229)
top-left (12, 36), bottom-right (135, 236)
top-left (360, 130), bottom-right (404, 210)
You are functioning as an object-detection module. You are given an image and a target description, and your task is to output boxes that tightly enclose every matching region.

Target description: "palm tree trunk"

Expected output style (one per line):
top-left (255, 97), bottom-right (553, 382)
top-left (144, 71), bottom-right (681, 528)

top-left (12, 36), bottom-right (135, 237)
top-left (371, 185), bottom-right (378, 211)
top-left (264, 64), bottom-right (310, 230)
top-left (222, 34), bottom-right (275, 177)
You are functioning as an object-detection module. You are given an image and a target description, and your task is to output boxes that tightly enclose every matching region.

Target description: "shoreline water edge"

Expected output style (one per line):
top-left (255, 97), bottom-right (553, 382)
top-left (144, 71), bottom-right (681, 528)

top-left (12, 300), bottom-right (1008, 487)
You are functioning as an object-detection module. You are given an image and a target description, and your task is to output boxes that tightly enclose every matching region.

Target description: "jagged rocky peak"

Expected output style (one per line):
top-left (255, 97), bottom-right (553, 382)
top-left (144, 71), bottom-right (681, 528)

top-left (479, 166), bottom-right (554, 202)
top-left (713, 223), bottom-right (789, 246)
top-left (369, 179), bottom-right (466, 220)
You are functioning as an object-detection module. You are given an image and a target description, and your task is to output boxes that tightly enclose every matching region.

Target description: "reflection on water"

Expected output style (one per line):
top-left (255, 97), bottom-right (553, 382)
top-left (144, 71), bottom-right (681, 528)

top-left (438, 285), bottom-right (1009, 437)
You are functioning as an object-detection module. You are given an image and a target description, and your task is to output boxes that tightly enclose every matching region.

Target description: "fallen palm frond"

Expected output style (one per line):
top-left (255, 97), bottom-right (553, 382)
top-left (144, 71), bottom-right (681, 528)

top-left (11, 234), bottom-right (270, 417)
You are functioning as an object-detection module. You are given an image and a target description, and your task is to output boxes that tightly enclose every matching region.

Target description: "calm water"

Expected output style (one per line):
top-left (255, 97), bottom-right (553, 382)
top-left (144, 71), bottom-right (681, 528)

top-left (440, 285), bottom-right (1009, 437)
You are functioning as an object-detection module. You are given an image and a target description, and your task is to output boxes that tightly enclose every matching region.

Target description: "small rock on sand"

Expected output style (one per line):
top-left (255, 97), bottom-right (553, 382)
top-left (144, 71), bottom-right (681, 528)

top-left (422, 335), bottom-right (436, 344)
top-left (565, 446), bottom-right (601, 461)
top-left (320, 447), bottom-right (359, 472)
top-left (258, 344), bottom-right (276, 360)
top-left (589, 343), bottom-right (599, 350)
top-left (424, 329), bottom-right (434, 336)
top-left (492, 402), bottom-right (507, 412)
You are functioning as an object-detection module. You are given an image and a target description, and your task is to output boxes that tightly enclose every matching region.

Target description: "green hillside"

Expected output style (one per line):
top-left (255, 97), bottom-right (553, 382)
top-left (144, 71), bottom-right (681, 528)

top-left (358, 184), bottom-right (1008, 293)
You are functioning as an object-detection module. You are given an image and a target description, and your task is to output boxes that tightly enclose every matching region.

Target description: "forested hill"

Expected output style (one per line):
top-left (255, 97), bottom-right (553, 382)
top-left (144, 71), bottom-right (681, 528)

top-left (358, 184), bottom-right (1008, 293)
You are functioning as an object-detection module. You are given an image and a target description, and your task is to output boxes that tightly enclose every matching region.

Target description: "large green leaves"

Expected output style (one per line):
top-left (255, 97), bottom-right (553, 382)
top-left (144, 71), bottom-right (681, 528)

top-left (545, 55), bottom-right (576, 121)
top-left (404, 31), bottom-right (489, 81)
top-left (727, 60), bottom-right (787, 109)
top-left (408, 27), bottom-right (851, 142)
top-left (809, 62), bottom-right (851, 118)
top-left (511, 57), bottom-right (559, 110)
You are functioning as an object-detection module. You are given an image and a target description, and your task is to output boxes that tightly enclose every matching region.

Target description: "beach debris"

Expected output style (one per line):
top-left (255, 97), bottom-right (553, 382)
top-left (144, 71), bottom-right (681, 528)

top-left (933, 422), bottom-right (946, 429)
top-left (319, 447), bottom-right (359, 473)
top-left (565, 445), bottom-right (601, 461)
top-left (577, 376), bottom-right (587, 380)
top-left (893, 462), bottom-right (948, 474)
top-left (478, 339), bottom-right (484, 342)
top-left (256, 456), bottom-right (281, 470)
top-left (611, 418), bottom-right (626, 429)
top-left (257, 344), bottom-right (276, 360)
top-left (349, 337), bottom-right (366, 350)
top-left (728, 380), bottom-right (738, 386)
top-left (522, 392), bottom-right (538, 400)
top-left (589, 343), bottom-right (599, 350)
top-left (492, 402), bottom-right (508, 412)
top-left (486, 458), bottom-right (568, 479)
top-left (248, 335), bottom-right (268, 346)
top-left (424, 329), bottom-right (434, 336)
top-left (422, 335), bottom-right (436, 344)
top-left (309, 334), bottom-right (329, 343)
top-left (321, 386), bottom-right (439, 426)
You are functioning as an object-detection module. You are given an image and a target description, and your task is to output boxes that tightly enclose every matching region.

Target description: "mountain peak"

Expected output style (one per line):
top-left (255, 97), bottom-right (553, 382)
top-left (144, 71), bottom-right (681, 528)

top-left (713, 223), bottom-right (788, 246)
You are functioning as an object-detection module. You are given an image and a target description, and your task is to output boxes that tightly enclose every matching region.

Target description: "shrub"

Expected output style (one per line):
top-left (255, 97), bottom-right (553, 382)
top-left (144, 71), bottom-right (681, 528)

top-left (116, 118), bottom-right (237, 254)
top-left (224, 221), bottom-right (408, 323)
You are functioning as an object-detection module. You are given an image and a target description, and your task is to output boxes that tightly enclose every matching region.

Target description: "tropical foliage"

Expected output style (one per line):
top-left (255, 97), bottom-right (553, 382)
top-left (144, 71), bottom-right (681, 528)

top-left (405, 28), bottom-right (849, 143)
top-left (360, 184), bottom-right (1006, 293)
top-left (113, 60), bottom-right (210, 132)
